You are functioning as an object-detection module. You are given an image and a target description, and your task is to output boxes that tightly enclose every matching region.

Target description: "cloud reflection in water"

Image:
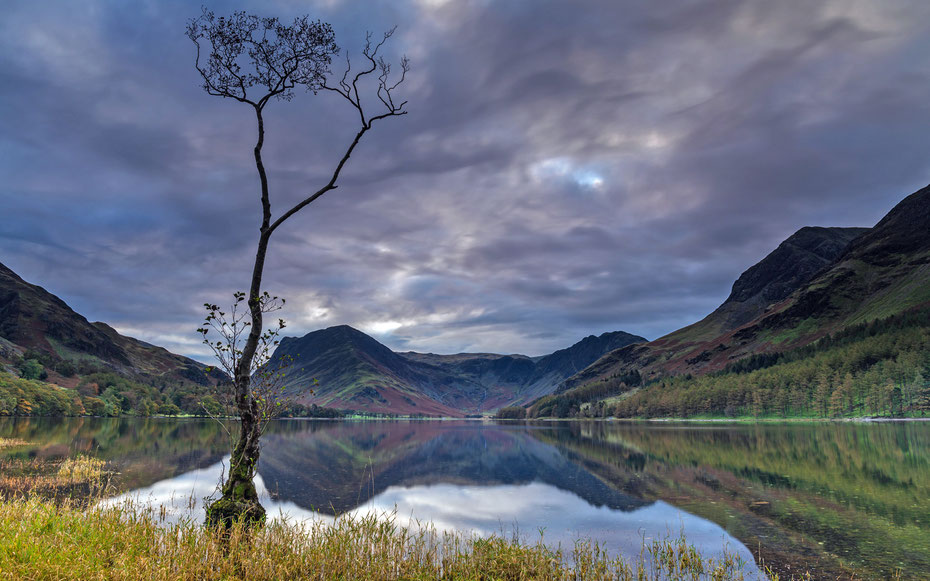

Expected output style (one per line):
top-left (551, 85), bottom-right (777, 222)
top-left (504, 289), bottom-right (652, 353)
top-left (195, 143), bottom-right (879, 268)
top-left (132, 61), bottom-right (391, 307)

top-left (103, 458), bottom-right (761, 577)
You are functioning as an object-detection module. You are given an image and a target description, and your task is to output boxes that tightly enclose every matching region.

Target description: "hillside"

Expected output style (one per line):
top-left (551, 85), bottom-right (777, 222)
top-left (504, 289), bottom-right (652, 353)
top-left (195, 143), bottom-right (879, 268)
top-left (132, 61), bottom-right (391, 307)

top-left (0, 261), bottom-right (222, 401)
top-left (269, 327), bottom-right (644, 416)
top-left (401, 330), bottom-right (646, 405)
top-left (707, 226), bottom-right (868, 333)
top-left (0, 259), bottom-right (645, 418)
top-left (269, 326), bottom-right (480, 416)
top-left (569, 186), bottom-right (930, 386)
top-left (537, 184), bottom-right (930, 418)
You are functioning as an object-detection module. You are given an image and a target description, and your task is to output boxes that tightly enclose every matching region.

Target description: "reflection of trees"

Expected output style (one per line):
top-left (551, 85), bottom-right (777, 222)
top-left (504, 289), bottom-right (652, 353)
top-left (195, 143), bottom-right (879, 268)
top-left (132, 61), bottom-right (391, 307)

top-left (0, 417), bottom-right (231, 489)
top-left (527, 421), bottom-right (930, 580)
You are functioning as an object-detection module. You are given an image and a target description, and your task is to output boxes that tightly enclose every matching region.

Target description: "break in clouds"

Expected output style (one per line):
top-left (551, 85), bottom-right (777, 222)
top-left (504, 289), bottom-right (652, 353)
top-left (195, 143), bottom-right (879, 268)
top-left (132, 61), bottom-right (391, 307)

top-left (1, 0), bottom-right (929, 360)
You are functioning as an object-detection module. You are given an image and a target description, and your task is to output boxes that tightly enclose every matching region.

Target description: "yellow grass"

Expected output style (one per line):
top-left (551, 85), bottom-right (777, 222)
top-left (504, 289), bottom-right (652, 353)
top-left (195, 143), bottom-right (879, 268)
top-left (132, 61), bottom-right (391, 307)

top-left (58, 456), bottom-right (108, 481)
top-left (0, 455), bottom-right (113, 501)
top-left (0, 437), bottom-right (29, 449)
top-left (0, 496), bottom-right (788, 581)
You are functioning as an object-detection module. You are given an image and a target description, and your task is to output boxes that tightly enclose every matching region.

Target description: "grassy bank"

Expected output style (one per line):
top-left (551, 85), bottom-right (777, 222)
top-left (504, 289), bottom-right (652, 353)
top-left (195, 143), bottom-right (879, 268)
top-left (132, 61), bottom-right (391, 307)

top-left (0, 435), bottom-right (798, 580)
top-left (0, 444), bottom-right (113, 503)
top-left (0, 497), bottom-right (785, 581)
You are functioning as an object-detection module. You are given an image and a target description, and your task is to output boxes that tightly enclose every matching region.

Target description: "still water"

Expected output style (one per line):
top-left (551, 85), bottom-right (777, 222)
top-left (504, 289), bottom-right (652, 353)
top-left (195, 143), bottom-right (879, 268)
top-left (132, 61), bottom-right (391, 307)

top-left (2, 418), bottom-right (928, 580)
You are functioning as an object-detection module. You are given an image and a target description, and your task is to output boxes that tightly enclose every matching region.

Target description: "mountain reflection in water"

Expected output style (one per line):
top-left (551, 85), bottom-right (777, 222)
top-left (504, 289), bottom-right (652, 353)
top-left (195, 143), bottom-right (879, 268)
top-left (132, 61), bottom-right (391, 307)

top-left (6, 417), bottom-right (927, 579)
top-left (257, 421), bottom-right (646, 515)
top-left (102, 420), bottom-right (761, 576)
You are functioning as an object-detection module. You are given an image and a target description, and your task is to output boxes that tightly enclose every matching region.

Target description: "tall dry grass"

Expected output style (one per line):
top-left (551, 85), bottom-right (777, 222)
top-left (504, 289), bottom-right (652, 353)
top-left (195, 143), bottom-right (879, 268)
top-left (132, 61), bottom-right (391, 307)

top-left (0, 495), bottom-right (801, 581)
top-left (0, 448), bottom-right (807, 580)
top-left (0, 454), bottom-right (114, 502)
top-left (0, 437), bottom-right (29, 449)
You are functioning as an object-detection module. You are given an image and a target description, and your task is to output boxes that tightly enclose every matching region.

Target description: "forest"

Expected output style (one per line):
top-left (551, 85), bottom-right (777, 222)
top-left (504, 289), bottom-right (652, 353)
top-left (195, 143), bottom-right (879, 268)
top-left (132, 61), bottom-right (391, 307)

top-left (530, 306), bottom-right (930, 419)
top-left (0, 368), bottom-right (344, 419)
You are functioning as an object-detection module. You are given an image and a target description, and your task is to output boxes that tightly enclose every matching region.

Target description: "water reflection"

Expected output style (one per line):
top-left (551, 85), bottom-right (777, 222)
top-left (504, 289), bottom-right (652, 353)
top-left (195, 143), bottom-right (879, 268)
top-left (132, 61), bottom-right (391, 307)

top-left (103, 456), bottom-right (760, 576)
top-left (256, 421), bottom-right (645, 514)
top-left (3, 417), bottom-right (928, 580)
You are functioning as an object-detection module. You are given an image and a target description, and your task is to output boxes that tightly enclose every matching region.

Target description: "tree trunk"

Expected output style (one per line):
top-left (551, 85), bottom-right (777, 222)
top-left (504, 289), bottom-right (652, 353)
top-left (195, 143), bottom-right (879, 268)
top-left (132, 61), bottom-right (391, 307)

top-left (204, 396), bottom-right (266, 527)
top-left (205, 242), bottom-right (270, 527)
top-left (206, 108), bottom-right (272, 528)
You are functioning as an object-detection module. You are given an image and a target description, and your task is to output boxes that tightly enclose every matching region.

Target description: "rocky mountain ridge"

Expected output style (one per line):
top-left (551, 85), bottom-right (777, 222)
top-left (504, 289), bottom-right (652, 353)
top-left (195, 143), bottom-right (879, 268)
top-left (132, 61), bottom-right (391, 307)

top-left (559, 184), bottom-right (930, 392)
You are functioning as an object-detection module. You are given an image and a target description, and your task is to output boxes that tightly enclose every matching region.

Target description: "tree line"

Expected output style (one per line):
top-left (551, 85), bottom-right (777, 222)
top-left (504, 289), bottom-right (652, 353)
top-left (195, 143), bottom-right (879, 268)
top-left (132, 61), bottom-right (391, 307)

top-left (530, 307), bottom-right (930, 419)
top-left (0, 370), bottom-right (346, 418)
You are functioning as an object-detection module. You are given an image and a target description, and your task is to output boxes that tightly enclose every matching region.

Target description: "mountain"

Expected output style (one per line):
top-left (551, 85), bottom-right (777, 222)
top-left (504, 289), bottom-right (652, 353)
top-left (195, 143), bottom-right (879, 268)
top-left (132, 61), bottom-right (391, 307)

top-left (402, 330), bottom-right (646, 404)
top-left (269, 325), bottom-right (479, 416)
top-left (0, 261), bottom-right (219, 388)
top-left (0, 258), bottom-right (644, 417)
top-left (270, 326), bottom-right (645, 416)
top-left (709, 226), bottom-right (868, 333)
top-left (556, 184), bottom-right (930, 402)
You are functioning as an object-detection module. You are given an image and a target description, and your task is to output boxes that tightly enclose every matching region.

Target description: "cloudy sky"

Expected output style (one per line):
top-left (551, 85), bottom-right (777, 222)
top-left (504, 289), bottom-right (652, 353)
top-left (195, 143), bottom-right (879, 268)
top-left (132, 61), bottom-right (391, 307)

top-left (2, 0), bottom-right (929, 360)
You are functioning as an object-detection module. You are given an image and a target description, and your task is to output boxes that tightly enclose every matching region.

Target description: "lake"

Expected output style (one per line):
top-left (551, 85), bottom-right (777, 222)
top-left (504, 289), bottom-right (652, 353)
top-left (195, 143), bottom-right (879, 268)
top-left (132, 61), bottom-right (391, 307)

top-left (2, 418), bottom-right (927, 580)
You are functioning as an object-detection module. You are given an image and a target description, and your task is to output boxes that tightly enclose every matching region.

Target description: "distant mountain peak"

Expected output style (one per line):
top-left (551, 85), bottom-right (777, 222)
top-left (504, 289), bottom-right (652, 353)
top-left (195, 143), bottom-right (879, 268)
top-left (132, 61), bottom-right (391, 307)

top-left (838, 183), bottom-right (930, 266)
top-left (560, 183), bottom-right (930, 392)
top-left (270, 325), bottom-right (644, 416)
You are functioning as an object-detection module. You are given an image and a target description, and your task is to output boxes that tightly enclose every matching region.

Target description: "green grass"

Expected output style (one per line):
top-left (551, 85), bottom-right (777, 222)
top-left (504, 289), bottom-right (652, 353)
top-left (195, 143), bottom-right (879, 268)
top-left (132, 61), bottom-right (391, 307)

top-left (768, 316), bottom-right (820, 345)
top-left (0, 496), bottom-right (784, 580)
top-left (45, 336), bottom-right (107, 364)
top-left (846, 261), bottom-right (930, 326)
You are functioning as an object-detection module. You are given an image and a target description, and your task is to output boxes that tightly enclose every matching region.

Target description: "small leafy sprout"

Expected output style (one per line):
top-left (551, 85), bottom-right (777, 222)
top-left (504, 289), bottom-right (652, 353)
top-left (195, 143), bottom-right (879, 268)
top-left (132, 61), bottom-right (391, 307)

top-left (198, 291), bottom-right (292, 428)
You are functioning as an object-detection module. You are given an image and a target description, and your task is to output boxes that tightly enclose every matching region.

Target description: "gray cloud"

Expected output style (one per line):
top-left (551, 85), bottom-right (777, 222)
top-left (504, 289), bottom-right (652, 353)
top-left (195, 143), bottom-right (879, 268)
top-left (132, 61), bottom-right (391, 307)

top-left (1, 0), bottom-right (929, 360)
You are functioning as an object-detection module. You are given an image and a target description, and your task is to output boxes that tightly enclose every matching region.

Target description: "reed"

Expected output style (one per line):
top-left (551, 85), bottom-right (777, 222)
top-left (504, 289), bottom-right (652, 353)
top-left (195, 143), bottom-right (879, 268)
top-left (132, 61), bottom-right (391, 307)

top-left (0, 455), bottom-right (113, 503)
top-left (0, 453), bottom-right (806, 580)
top-left (0, 437), bottom-right (29, 449)
top-left (0, 494), bottom-right (805, 580)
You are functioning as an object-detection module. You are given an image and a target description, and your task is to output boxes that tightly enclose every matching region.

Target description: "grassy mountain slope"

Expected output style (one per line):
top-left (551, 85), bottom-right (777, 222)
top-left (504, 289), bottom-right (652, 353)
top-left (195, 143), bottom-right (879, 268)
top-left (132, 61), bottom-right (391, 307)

top-left (565, 187), bottom-right (930, 388)
top-left (542, 184), bottom-right (930, 418)
top-left (0, 261), bottom-right (222, 397)
top-left (695, 226), bottom-right (867, 337)
top-left (269, 326), bottom-right (481, 416)
top-left (271, 327), bottom-right (645, 416)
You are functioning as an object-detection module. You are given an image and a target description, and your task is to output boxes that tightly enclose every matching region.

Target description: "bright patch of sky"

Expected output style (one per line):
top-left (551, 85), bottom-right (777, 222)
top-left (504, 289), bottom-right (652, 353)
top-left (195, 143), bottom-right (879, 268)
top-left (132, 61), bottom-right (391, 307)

top-left (529, 157), bottom-right (605, 190)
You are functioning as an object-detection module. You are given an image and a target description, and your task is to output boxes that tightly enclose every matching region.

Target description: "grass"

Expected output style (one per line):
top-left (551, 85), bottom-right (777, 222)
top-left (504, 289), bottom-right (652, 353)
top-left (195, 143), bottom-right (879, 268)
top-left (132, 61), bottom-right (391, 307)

top-left (0, 437), bottom-right (29, 449)
top-left (0, 496), bottom-right (789, 580)
top-left (0, 454), bottom-right (114, 503)
top-left (0, 448), bottom-right (800, 580)
top-left (57, 456), bottom-right (108, 481)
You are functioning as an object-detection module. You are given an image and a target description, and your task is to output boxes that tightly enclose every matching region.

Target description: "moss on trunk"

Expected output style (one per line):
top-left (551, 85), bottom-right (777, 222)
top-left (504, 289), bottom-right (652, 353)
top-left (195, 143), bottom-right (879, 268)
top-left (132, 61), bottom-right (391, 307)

top-left (205, 403), bottom-right (265, 528)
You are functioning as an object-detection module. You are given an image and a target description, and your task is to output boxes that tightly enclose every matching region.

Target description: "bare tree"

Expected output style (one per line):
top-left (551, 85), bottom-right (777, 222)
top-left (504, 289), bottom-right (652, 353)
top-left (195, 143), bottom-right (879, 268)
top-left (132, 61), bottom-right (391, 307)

top-left (187, 8), bottom-right (408, 527)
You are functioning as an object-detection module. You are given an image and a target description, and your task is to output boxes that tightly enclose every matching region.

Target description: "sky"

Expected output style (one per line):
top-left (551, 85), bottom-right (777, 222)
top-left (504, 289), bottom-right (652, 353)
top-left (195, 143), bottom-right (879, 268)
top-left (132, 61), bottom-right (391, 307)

top-left (2, 0), bottom-right (929, 361)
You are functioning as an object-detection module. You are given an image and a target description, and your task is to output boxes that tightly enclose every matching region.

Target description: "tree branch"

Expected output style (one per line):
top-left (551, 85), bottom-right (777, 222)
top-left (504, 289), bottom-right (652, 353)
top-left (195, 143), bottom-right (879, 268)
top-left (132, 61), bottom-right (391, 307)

top-left (268, 125), bottom-right (367, 234)
top-left (269, 29), bottom-right (408, 235)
